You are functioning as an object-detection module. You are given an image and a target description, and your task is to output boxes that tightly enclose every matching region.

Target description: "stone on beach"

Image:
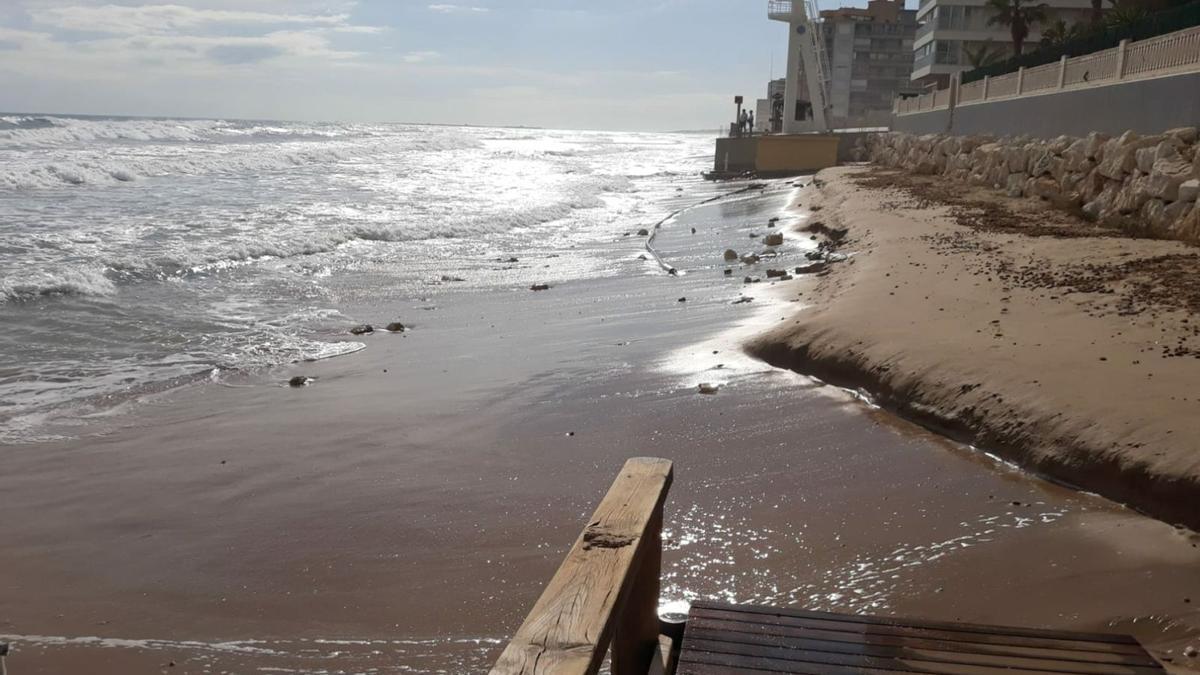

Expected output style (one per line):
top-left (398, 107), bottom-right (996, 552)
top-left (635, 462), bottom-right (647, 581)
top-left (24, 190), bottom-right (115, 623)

top-left (723, 249), bottom-right (739, 261)
top-left (764, 232), bottom-right (784, 246)
top-left (288, 376), bottom-right (311, 387)
top-left (386, 322), bottom-right (407, 332)
top-left (350, 324), bottom-right (374, 335)
top-left (637, 228), bottom-right (650, 236)
top-left (530, 283), bottom-right (551, 291)
top-left (697, 383), bottom-right (720, 395)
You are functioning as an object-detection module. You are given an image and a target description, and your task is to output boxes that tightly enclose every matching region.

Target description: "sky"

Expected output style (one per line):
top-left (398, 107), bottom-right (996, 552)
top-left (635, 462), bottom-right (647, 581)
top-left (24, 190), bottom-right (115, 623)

top-left (0, 1), bottom-right (814, 131)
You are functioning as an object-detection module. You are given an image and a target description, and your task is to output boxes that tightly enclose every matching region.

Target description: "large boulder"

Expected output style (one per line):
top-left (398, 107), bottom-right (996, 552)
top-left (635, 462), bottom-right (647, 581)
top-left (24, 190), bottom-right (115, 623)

top-left (1175, 204), bottom-right (1200, 240)
top-left (1005, 172), bottom-right (1027, 197)
top-left (1097, 133), bottom-right (1162, 180)
top-left (1180, 179), bottom-right (1200, 204)
top-left (1084, 132), bottom-right (1110, 161)
top-left (1147, 155), bottom-right (1194, 201)
top-left (1082, 181), bottom-right (1121, 220)
top-left (1165, 126), bottom-right (1198, 145)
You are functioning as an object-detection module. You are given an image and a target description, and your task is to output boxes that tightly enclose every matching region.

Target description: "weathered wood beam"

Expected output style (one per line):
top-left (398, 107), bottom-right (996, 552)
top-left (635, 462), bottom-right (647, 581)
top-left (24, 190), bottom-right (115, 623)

top-left (489, 457), bottom-right (674, 675)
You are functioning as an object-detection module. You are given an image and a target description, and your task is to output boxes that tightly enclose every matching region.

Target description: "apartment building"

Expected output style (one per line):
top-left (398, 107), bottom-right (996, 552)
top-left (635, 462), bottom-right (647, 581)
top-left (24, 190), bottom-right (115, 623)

top-left (820, 0), bottom-right (923, 125)
top-left (912, 0), bottom-right (1093, 87)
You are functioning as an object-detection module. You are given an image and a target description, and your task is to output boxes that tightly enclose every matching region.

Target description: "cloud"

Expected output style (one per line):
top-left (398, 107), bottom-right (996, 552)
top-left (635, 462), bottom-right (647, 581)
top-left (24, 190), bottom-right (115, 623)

top-left (30, 4), bottom-right (350, 35)
top-left (402, 50), bottom-right (440, 63)
top-left (427, 4), bottom-right (489, 13)
top-left (207, 43), bottom-right (283, 64)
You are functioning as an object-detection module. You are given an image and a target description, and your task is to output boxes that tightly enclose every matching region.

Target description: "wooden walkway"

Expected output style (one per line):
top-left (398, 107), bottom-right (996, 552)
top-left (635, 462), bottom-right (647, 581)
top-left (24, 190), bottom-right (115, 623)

top-left (677, 602), bottom-right (1166, 675)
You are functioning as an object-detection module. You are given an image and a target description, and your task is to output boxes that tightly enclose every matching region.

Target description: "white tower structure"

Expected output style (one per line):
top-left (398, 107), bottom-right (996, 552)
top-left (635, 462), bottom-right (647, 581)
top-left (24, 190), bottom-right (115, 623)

top-left (768, 0), bottom-right (831, 134)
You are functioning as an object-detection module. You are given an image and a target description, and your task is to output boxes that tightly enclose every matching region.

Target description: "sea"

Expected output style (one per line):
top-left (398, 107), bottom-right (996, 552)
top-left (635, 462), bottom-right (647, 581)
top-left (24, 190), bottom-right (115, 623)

top-left (0, 114), bottom-right (714, 444)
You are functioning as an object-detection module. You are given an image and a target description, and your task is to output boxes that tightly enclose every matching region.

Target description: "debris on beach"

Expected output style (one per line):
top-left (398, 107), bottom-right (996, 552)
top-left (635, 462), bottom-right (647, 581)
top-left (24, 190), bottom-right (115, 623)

top-left (723, 249), bottom-right (739, 261)
top-left (288, 376), bottom-right (312, 387)
top-left (497, 256), bottom-right (519, 263)
top-left (697, 383), bottom-right (720, 395)
top-left (677, 297), bottom-right (687, 303)
top-left (740, 253), bottom-right (761, 264)
top-left (766, 269), bottom-right (787, 278)
top-left (385, 322), bottom-right (407, 332)
top-left (732, 297), bottom-right (753, 304)
top-left (530, 283), bottom-right (552, 291)
top-left (764, 232), bottom-right (784, 246)
top-left (440, 275), bottom-right (466, 282)
top-left (349, 324), bottom-right (374, 335)
top-left (724, 269), bottom-right (733, 276)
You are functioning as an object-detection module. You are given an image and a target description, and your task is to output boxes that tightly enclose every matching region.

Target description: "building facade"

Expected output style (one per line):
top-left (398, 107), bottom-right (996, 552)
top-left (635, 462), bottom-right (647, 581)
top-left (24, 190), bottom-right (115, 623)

top-left (820, 0), bottom-right (922, 126)
top-left (912, 0), bottom-right (1093, 88)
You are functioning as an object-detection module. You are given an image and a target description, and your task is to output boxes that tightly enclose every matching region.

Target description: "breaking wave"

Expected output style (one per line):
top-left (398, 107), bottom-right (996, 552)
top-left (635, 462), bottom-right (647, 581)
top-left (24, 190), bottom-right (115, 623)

top-left (0, 267), bottom-right (116, 303)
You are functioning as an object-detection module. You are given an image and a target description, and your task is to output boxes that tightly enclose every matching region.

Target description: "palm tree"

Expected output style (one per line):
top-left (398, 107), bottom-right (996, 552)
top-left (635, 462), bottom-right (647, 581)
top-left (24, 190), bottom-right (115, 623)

top-left (1040, 18), bottom-right (1084, 47)
top-left (986, 0), bottom-right (1051, 56)
top-left (1103, 0), bottom-right (1149, 30)
top-left (963, 40), bottom-right (1007, 68)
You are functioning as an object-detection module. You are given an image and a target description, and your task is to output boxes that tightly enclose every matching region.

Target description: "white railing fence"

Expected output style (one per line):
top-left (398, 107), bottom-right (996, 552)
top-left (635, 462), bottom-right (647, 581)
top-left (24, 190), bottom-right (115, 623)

top-left (895, 23), bottom-right (1200, 115)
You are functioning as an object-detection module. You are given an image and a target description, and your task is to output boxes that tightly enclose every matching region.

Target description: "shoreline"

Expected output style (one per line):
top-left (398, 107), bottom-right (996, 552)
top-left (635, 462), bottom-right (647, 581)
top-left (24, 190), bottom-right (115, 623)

top-left (747, 165), bottom-right (1200, 532)
top-left (5, 177), bottom-right (1200, 672)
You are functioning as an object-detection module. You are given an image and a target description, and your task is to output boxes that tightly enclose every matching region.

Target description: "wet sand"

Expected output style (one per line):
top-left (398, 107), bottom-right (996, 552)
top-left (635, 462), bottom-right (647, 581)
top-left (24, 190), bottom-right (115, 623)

top-left (2, 180), bottom-right (1199, 673)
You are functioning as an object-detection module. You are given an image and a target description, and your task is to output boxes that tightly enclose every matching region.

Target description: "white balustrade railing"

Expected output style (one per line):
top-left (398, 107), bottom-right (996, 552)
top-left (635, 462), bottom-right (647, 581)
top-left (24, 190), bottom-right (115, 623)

top-left (894, 23), bottom-right (1200, 115)
top-left (1020, 60), bottom-right (1061, 92)
top-left (958, 79), bottom-right (985, 103)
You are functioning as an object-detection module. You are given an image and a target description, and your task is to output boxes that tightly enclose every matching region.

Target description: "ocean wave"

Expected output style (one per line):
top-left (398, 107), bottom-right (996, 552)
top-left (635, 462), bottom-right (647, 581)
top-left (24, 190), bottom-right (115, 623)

top-left (0, 267), bottom-right (116, 303)
top-left (0, 145), bottom-right (366, 189)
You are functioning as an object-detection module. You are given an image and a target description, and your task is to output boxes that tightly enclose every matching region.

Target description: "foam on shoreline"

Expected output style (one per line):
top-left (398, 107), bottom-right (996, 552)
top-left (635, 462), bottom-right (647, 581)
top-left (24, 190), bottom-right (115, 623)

top-left (747, 166), bottom-right (1200, 531)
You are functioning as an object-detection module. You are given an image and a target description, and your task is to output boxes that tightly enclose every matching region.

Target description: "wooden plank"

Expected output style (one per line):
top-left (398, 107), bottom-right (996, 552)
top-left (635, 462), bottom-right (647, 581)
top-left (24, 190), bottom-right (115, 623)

top-left (692, 602), bottom-right (1139, 645)
top-left (490, 457), bottom-right (673, 675)
top-left (678, 650), bottom-right (900, 674)
top-left (686, 617), bottom-right (1158, 668)
top-left (689, 606), bottom-right (1150, 656)
top-left (683, 629), bottom-right (1162, 674)
top-left (681, 638), bottom-right (1137, 675)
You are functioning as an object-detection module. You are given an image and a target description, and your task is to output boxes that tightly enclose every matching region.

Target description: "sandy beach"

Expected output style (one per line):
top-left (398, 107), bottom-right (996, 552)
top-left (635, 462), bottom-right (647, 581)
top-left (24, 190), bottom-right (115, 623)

top-left (3, 177), bottom-right (1200, 673)
top-left (751, 166), bottom-right (1200, 531)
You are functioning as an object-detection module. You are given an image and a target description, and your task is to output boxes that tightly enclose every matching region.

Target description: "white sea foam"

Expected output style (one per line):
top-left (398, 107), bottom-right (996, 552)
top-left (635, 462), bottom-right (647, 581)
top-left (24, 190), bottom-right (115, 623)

top-left (0, 267), bottom-right (116, 303)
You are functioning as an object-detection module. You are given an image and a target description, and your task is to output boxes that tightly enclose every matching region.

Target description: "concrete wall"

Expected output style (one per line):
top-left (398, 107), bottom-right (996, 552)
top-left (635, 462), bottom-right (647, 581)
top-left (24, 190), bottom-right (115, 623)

top-left (756, 135), bottom-right (841, 174)
top-left (713, 137), bottom-right (758, 172)
top-left (894, 71), bottom-right (1200, 138)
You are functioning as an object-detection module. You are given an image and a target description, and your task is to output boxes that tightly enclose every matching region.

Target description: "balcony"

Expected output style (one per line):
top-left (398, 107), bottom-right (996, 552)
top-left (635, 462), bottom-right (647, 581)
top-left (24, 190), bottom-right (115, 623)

top-left (768, 0), bottom-right (795, 20)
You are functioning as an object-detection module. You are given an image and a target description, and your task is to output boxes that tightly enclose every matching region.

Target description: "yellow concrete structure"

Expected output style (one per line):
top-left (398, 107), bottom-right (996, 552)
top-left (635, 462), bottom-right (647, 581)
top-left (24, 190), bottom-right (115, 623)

top-left (755, 134), bottom-right (840, 174)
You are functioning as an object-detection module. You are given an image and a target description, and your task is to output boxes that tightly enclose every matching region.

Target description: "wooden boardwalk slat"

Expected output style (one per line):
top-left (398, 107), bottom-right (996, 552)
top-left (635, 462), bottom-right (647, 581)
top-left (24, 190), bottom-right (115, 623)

top-left (680, 603), bottom-right (1165, 675)
top-left (686, 618), bottom-right (1157, 667)
top-left (689, 605), bottom-right (1151, 656)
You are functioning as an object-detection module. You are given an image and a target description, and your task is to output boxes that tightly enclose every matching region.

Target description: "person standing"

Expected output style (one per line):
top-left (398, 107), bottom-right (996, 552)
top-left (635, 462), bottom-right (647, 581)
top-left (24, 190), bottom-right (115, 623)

top-left (748, 111), bottom-right (755, 135)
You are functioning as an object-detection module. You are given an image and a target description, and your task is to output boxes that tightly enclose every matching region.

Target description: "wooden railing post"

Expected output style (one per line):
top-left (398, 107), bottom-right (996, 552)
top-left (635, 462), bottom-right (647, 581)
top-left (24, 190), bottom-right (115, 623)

top-left (1016, 66), bottom-right (1025, 94)
top-left (982, 75), bottom-right (990, 100)
top-left (490, 457), bottom-right (674, 675)
top-left (1116, 38), bottom-right (1130, 79)
top-left (611, 507), bottom-right (663, 674)
top-left (1058, 54), bottom-right (1068, 88)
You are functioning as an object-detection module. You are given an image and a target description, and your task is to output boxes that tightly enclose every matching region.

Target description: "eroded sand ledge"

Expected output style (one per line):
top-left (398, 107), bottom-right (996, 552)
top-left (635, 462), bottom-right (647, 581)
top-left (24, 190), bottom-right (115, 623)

top-left (748, 165), bottom-right (1200, 530)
